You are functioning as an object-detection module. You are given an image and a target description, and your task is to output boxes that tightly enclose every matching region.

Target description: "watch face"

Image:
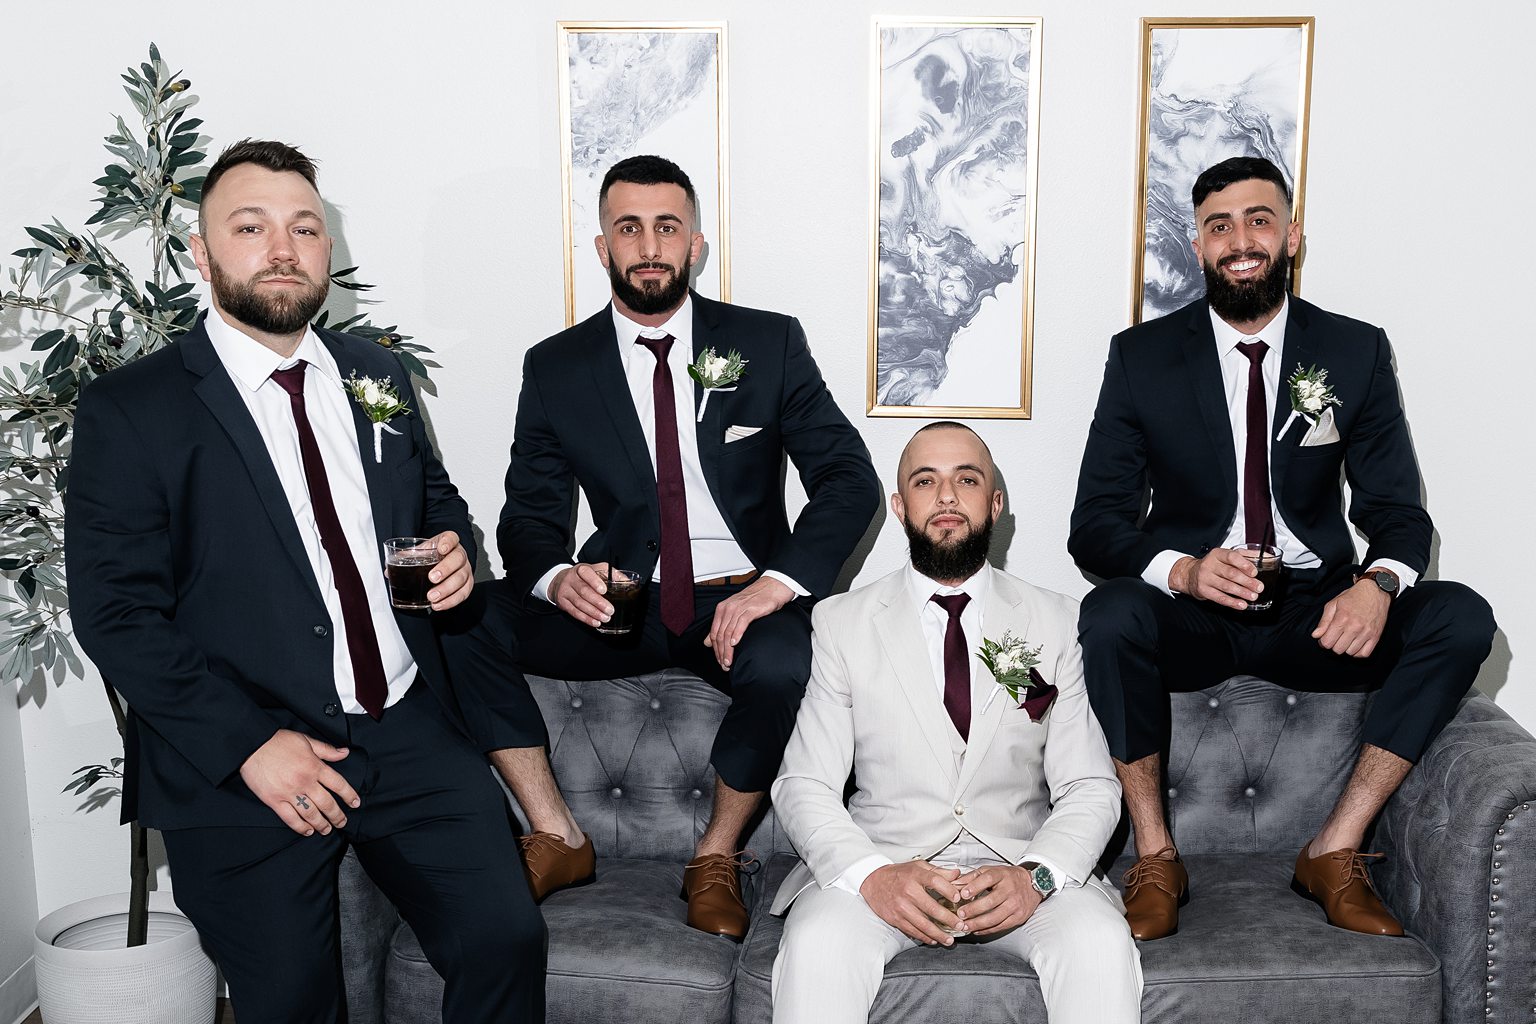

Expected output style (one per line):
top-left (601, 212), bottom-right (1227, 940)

top-left (1032, 864), bottom-right (1056, 894)
top-left (1371, 572), bottom-right (1398, 595)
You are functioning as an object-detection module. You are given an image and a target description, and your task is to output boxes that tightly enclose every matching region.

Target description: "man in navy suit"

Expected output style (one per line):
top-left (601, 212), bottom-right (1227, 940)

top-left (475, 155), bottom-right (880, 939)
top-left (1070, 156), bottom-right (1494, 941)
top-left (66, 140), bottom-right (544, 1023)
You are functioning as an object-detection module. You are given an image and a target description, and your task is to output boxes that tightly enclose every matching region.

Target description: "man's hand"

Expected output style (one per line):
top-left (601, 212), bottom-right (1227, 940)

top-left (551, 562), bottom-right (614, 628)
top-left (426, 531), bottom-right (474, 611)
top-left (859, 861), bottom-right (964, 945)
top-left (1312, 579), bottom-right (1391, 657)
top-left (1171, 549), bottom-right (1262, 611)
top-left (238, 729), bottom-right (359, 836)
top-left (951, 864), bottom-right (1043, 935)
top-left (704, 576), bottom-right (793, 670)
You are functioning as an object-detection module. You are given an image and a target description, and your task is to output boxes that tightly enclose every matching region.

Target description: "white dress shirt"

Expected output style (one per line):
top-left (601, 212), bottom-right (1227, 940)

top-left (831, 563), bottom-right (1075, 897)
top-left (534, 296), bottom-right (805, 601)
top-left (206, 309), bottom-right (417, 712)
top-left (1142, 299), bottom-right (1418, 596)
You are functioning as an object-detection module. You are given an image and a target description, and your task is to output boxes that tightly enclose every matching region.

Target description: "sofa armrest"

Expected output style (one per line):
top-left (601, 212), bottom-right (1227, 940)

top-left (1375, 692), bottom-right (1536, 1024)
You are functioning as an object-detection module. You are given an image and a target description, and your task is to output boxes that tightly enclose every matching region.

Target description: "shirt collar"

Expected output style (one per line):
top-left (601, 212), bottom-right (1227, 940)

top-left (1209, 295), bottom-right (1290, 356)
top-left (612, 294), bottom-right (693, 359)
top-left (204, 307), bottom-right (339, 392)
top-left (907, 559), bottom-right (992, 614)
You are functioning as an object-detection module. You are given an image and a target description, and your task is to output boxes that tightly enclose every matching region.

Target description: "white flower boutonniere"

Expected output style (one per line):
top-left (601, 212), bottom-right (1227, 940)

top-left (687, 347), bottom-right (747, 422)
top-left (345, 372), bottom-right (410, 463)
top-left (977, 632), bottom-right (1042, 703)
top-left (1277, 364), bottom-right (1342, 442)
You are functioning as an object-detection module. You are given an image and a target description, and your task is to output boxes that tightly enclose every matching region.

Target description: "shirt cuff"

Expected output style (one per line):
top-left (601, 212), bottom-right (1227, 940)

top-left (1142, 549), bottom-right (1191, 598)
top-left (533, 563), bottom-right (572, 605)
top-left (1018, 853), bottom-right (1079, 889)
top-left (762, 570), bottom-right (809, 598)
top-left (829, 853), bottom-right (894, 897)
top-left (1365, 559), bottom-right (1419, 593)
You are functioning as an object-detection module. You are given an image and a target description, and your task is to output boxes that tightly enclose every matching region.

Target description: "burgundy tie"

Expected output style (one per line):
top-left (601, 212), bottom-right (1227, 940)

top-left (1236, 340), bottom-right (1274, 547)
top-left (930, 593), bottom-right (972, 741)
top-left (635, 334), bottom-right (695, 635)
top-left (271, 362), bottom-right (388, 718)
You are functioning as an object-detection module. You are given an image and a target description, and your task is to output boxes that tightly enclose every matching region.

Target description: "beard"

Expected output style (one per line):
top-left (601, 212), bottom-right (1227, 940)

top-left (1203, 246), bottom-right (1290, 324)
top-left (905, 511), bottom-right (994, 583)
top-left (608, 253), bottom-right (692, 315)
top-left (209, 258), bottom-right (329, 336)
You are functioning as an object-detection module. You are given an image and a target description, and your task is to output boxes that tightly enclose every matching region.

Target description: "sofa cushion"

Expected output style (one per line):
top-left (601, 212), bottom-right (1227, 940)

top-left (733, 852), bottom-right (1441, 1024)
top-left (389, 857), bottom-right (741, 1024)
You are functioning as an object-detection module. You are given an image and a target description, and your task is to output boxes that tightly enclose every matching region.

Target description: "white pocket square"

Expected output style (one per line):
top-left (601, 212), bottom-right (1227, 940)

top-left (724, 424), bottom-right (762, 443)
top-left (1299, 407), bottom-right (1339, 447)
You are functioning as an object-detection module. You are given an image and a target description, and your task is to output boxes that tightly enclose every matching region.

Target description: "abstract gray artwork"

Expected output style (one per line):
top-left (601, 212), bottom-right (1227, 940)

top-left (872, 21), bottom-right (1040, 416)
top-left (560, 25), bottom-right (726, 325)
top-left (1137, 21), bottom-right (1311, 322)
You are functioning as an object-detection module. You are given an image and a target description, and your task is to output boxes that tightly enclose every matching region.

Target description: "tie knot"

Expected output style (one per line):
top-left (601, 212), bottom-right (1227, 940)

top-left (1237, 339), bottom-right (1268, 365)
top-left (636, 333), bottom-right (676, 360)
top-left (270, 361), bottom-right (309, 396)
top-left (931, 592), bottom-right (971, 619)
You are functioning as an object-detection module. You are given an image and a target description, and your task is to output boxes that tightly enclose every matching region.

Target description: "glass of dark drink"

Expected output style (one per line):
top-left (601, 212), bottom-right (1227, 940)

top-left (384, 537), bottom-right (441, 611)
top-left (924, 860), bottom-right (987, 937)
top-left (596, 567), bottom-right (644, 636)
top-left (1237, 543), bottom-right (1283, 612)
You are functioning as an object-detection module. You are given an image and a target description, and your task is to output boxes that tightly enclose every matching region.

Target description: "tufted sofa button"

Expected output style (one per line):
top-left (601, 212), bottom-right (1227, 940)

top-left (610, 787), bottom-right (623, 799)
top-left (690, 789), bottom-right (702, 800)
top-left (1286, 694), bottom-right (1298, 706)
top-left (1168, 787), bottom-right (1178, 799)
top-left (649, 698), bottom-right (661, 710)
top-left (1207, 697), bottom-right (1220, 708)
top-left (570, 696), bottom-right (583, 709)
top-left (1244, 787), bottom-right (1256, 798)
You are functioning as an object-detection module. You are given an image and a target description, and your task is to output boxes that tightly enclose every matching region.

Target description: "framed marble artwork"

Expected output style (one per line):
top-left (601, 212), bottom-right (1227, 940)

top-left (1134, 17), bottom-right (1314, 323)
top-left (557, 22), bottom-right (730, 327)
top-left (868, 16), bottom-right (1043, 419)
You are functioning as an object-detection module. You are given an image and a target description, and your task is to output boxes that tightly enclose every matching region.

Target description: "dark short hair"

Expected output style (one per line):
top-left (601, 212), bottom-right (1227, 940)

top-left (598, 155), bottom-right (698, 219)
top-left (1191, 156), bottom-right (1292, 210)
top-left (199, 139), bottom-right (320, 231)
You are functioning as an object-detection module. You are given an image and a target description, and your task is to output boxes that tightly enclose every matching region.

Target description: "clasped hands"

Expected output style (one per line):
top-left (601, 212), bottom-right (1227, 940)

top-left (552, 562), bottom-right (792, 669)
top-left (1171, 548), bottom-right (1391, 657)
top-left (858, 860), bottom-right (1044, 946)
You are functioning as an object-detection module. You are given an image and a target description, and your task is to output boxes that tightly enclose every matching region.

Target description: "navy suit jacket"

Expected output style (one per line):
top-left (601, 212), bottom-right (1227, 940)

top-left (1068, 296), bottom-right (1432, 595)
top-left (66, 315), bottom-right (479, 829)
top-left (498, 293), bottom-right (880, 601)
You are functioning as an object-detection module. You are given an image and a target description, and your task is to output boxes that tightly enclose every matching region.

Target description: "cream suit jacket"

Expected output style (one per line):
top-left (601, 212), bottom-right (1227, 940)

top-left (770, 564), bottom-right (1121, 914)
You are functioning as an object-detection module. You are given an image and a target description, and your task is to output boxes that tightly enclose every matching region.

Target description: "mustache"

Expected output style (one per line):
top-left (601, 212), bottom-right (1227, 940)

top-left (927, 510), bottom-right (973, 529)
top-left (626, 261), bottom-right (676, 276)
top-left (255, 267), bottom-right (316, 284)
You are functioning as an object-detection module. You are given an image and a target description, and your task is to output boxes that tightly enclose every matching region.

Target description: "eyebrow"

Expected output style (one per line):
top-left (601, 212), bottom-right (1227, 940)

top-left (225, 206), bottom-right (324, 223)
top-left (1201, 205), bottom-right (1279, 227)
top-left (612, 212), bottom-right (685, 225)
top-left (905, 463), bottom-right (987, 481)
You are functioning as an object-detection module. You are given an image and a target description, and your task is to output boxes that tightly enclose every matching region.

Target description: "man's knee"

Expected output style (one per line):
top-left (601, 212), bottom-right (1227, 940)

top-left (1033, 895), bottom-right (1137, 974)
top-left (1403, 581), bottom-right (1497, 660)
top-left (1079, 578), bottom-right (1162, 647)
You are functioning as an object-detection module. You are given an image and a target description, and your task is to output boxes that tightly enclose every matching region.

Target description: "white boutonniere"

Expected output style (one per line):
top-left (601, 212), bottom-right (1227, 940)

top-left (345, 372), bottom-right (410, 463)
top-left (687, 347), bottom-right (747, 422)
top-left (976, 632), bottom-right (1042, 703)
top-left (1277, 364), bottom-right (1342, 442)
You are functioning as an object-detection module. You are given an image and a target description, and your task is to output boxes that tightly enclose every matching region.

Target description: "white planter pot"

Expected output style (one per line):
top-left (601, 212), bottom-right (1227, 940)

top-left (33, 891), bottom-right (217, 1024)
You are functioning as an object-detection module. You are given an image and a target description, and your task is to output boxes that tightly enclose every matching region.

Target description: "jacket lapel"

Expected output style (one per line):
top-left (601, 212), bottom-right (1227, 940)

top-left (588, 308), bottom-right (661, 505)
top-left (872, 575), bottom-right (959, 787)
top-left (956, 567), bottom-right (1030, 797)
top-left (690, 294), bottom-right (730, 511)
top-left (181, 322), bottom-right (324, 605)
top-left (1181, 303), bottom-right (1238, 500)
top-left (1270, 298), bottom-right (1318, 484)
top-left (318, 333), bottom-right (393, 547)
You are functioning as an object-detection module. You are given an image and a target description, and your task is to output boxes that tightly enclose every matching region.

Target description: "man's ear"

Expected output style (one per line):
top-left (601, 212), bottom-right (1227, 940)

top-left (890, 491), bottom-right (906, 524)
top-left (594, 234), bottom-right (611, 269)
top-left (189, 232), bottom-right (212, 283)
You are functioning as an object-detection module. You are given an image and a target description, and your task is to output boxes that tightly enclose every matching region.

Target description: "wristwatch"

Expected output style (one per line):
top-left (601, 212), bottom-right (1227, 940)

top-left (1354, 568), bottom-right (1399, 599)
top-left (1021, 861), bottom-right (1057, 900)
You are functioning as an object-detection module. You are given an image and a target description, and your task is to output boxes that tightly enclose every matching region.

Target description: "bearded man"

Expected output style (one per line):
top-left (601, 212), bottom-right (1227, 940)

top-left (66, 140), bottom-right (545, 1022)
top-left (466, 154), bottom-right (880, 939)
top-left (770, 422), bottom-right (1142, 1024)
top-left (1069, 155), bottom-right (1494, 941)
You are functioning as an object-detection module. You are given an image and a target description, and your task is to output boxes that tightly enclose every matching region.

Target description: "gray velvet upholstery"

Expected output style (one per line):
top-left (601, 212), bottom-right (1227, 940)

top-left (339, 672), bottom-right (1535, 1024)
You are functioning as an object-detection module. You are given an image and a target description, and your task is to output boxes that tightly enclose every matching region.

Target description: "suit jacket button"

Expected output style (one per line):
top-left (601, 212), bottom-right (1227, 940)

top-left (954, 804), bottom-right (966, 816)
top-left (646, 540), bottom-right (658, 552)
top-left (313, 625), bottom-right (329, 637)
top-left (323, 703), bottom-right (340, 717)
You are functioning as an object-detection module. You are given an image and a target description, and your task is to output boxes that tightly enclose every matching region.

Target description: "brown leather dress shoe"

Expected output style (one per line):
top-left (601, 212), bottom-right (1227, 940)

top-left (680, 852), bottom-right (757, 940)
top-left (1291, 845), bottom-right (1404, 936)
top-left (1121, 846), bottom-right (1189, 940)
top-left (519, 831), bottom-right (595, 903)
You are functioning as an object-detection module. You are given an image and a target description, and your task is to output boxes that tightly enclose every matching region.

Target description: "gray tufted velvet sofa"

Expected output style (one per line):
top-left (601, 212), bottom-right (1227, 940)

top-left (338, 671), bottom-right (1536, 1024)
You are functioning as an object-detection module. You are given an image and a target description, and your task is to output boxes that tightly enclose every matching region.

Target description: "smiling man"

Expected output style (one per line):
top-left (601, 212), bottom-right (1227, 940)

top-left (66, 140), bottom-right (544, 1023)
top-left (1069, 156), bottom-right (1495, 941)
top-left (770, 422), bottom-right (1140, 1024)
top-left (466, 155), bottom-right (880, 938)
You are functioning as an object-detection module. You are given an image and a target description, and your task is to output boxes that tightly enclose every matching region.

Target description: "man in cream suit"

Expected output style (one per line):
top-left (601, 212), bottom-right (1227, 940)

top-left (770, 423), bottom-right (1142, 1024)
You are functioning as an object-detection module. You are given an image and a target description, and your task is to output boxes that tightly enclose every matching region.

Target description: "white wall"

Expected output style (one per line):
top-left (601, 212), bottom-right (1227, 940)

top-left (2, 0), bottom-right (1530, 945)
top-left (0, 681), bottom-right (37, 1024)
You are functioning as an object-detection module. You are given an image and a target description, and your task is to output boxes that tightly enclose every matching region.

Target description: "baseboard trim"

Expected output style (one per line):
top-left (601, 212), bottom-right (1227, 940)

top-left (0, 955), bottom-right (37, 1024)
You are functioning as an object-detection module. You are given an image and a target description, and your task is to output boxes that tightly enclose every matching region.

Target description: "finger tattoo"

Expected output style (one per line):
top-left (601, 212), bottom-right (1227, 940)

top-left (295, 794), bottom-right (311, 811)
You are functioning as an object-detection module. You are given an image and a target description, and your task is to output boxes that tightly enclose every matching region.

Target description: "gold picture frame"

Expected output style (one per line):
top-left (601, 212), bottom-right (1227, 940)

top-left (557, 21), bottom-right (731, 328)
top-left (867, 16), bottom-right (1043, 420)
top-left (1132, 16), bottom-right (1314, 324)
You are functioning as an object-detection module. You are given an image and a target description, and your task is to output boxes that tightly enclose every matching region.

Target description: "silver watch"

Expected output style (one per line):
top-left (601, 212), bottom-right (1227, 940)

top-left (1022, 861), bottom-right (1057, 899)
